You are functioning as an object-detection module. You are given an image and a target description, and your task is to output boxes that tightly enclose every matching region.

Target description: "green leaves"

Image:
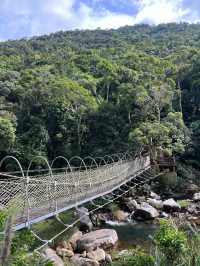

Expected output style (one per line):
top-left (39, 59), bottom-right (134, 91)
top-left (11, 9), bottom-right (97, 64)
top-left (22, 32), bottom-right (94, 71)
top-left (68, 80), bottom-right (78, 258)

top-left (154, 220), bottom-right (187, 263)
top-left (110, 249), bottom-right (155, 266)
top-left (0, 117), bottom-right (16, 152)
top-left (129, 112), bottom-right (186, 156)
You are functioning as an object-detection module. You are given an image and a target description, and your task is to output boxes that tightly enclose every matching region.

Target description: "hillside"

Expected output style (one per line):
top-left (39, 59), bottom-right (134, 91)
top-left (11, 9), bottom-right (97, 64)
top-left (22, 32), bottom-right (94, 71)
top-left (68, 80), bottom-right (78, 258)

top-left (0, 23), bottom-right (200, 173)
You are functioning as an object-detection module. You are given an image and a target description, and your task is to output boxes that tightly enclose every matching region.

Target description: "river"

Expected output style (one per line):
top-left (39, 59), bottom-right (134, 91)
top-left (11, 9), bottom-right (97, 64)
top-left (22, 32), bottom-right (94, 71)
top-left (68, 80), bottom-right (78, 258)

top-left (103, 221), bottom-right (157, 251)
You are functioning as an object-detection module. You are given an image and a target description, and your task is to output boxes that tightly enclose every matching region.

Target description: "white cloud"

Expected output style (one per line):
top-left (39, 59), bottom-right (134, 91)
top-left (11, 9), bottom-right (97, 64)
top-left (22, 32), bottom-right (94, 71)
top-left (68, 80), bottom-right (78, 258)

top-left (133, 0), bottom-right (190, 24)
top-left (42, 0), bottom-right (75, 18)
top-left (1, 0), bottom-right (200, 40)
top-left (76, 4), bottom-right (135, 29)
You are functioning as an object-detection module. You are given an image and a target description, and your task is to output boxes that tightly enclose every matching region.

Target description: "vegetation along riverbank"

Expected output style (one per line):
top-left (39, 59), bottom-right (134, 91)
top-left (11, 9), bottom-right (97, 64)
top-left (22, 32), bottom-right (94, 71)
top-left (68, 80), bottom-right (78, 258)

top-left (2, 22), bottom-right (200, 265)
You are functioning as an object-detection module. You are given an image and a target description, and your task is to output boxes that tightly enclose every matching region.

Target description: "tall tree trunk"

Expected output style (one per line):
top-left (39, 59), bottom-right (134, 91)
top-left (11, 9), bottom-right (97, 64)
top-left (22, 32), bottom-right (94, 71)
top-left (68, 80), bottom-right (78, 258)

top-left (156, 105), bottom-right (161, 123)
top-left (106, 84), bottom-right (110, 102)
top-left (77, 120), bottom-right (81, 155)
top-left (128, 111), bottom-right (131, 124)
top-left (177, 79), bottom-right (183, 115)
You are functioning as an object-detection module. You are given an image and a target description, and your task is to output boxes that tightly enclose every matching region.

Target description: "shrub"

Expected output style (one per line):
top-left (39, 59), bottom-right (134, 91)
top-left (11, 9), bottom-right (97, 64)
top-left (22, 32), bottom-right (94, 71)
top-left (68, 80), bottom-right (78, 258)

top-left (154, 219), bottom-right (187, 263)
top-left (11, 229), bottom-right (38, 254)
top-left (8, 248), bottom-right (53, 266)
top-left (110, 249), bottom-right (155, 266)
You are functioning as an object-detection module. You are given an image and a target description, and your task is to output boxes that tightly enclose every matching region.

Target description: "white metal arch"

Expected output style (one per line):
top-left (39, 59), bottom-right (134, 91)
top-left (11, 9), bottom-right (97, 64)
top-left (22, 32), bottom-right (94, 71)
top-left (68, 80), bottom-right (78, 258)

top-left (83, 156), bottom-right (98, 169)
top-left (95, 157), bottom-right (107, 167)
top-left (51, 156), bottom-right (72, 172)
top-left (69, 156), bottom-right (87, 172)
top-left (0, 150), bottom-right (151, 231)
top-left (0, 156), bottom-right (25, 179)
top-left (27, 156), bottom-right (53, 181)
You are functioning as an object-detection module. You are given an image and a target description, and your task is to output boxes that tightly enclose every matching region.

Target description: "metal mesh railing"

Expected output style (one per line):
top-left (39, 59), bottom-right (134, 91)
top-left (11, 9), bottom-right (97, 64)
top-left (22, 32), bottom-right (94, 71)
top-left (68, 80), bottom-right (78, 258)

top-left (0, 150), bottom-right (150, 229)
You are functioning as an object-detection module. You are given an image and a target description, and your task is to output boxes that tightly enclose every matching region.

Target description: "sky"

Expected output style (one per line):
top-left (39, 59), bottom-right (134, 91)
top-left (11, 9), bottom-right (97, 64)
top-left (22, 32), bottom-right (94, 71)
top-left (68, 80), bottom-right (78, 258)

top-left (0, 0), bottom-right (200, 41)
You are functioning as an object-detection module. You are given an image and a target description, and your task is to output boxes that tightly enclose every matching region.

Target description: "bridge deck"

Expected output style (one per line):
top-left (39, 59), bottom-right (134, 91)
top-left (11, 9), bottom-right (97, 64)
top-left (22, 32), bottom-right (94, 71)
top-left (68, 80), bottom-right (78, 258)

top-left (0, 155), bottom-right (150, 230)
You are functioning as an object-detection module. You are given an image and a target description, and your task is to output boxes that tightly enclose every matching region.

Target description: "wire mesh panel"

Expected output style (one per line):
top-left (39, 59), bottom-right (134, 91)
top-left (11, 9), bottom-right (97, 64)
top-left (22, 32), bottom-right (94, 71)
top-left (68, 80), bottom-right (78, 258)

top-left (0, 152), bottom-right (150, 229)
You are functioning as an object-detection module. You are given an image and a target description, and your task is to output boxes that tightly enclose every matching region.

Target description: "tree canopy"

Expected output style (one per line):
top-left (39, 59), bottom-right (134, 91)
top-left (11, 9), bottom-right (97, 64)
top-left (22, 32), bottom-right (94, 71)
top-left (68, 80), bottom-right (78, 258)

top-left (0, 23), bottom-right (200, 169)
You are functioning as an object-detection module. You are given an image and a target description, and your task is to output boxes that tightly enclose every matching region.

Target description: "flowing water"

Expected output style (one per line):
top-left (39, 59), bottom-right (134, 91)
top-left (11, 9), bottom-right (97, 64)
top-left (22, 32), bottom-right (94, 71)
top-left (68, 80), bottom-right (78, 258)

top-left (104, 221), bottom-right (157, 251)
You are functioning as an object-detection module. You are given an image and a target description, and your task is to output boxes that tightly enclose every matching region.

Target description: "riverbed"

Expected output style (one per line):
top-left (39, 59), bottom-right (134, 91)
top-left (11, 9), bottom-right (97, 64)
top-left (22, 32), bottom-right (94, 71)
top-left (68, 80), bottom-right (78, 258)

top-left (103, 221), bottom-right (157, 251)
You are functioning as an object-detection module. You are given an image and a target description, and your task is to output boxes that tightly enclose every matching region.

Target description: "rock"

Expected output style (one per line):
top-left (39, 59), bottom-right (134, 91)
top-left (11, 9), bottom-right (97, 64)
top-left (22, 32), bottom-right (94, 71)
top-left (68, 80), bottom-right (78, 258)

top-left (163, 198), bottom-right (181, 212)
top-left (44, 248), bottom-right (64, 266)
top-left (82, 251), bottom-right (87, 257)
top-left (118, 250), bottom-right (132, 257)
top-left (77, 229), bottom-right (118, 252)
top-left (71, 255), bottom-right (99, 266)
top-left (150, 191), bottom-right (161, 200)
top-left (113, 210), bottom-right (129, 222)
top-left (186, 183), bottom-right (199, 196)
top-left (133, 202), bottom-right (159, 220)
top-left (69, 230), bottom-right (83, 250)
top-left (105, 253), bottom-right (112, 263)
top-left (193, 193), bottom-right (200, 202)
top-left (57, 240), bottom-right (73, 251)
top-left (76, 207), bottom-right (93, 232)
top-left (147, 198), bottom-right (163, 209)
top-left (56, 247), bottom-right (74, 258)
top-left (137, 196), bottom-right (146, 203)
top-left (160, 212), bottom-right (169, 218)
top-left (94, 213), bottom-right (112, 225)
top-left (87, 248), bottom-right (105, 262)
top-left (124, 198), bottom-right (139, 211)
top-left (187, 204), bottom-right (199, 215)
top-left (188, 216), bottom-right (200, 225)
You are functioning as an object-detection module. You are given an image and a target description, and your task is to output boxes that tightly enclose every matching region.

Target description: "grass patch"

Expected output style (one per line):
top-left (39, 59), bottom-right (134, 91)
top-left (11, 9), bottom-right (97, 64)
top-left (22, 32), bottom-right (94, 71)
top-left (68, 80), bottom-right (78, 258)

top-left (177, 200), bottom-right (191, 208)
top-left (30, 209), bottom-right (77, 246)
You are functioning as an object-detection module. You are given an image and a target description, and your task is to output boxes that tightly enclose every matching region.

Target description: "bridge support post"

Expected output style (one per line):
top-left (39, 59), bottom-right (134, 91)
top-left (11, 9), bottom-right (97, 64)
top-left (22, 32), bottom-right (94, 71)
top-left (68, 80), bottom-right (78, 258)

top-left (25, 175), bottom-right (30, 228)
top-left (54, 181), bottom-right (58, 214)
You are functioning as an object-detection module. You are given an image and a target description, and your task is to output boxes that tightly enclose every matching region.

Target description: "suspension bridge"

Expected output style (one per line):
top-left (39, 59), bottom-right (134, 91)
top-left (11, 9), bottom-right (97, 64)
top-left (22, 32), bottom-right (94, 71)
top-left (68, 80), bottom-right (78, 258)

top-left (0, 150), bottom-right (163, 249)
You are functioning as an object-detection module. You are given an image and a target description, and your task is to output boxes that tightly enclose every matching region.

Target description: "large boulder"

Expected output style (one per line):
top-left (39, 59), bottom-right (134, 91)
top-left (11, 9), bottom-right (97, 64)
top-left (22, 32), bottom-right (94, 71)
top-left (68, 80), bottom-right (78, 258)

top-left (133, 202), bottom-right (159, 220)
top-left (163, 198), bottom-right (181, 212)
top-left (193, 193), bottom-right (200, 202)
top-left (147, 198), bottom-right (163, 209)
top-left (87, 247), bottom-right (106, 262)
top-left (76, 207), bottom-right (93, 232)
top-left (71, 255), bottom-right (99, 266)
top-left (77, 229), bottom-right (118, 252)
top-left (44, 248), bottom-right (64, 266)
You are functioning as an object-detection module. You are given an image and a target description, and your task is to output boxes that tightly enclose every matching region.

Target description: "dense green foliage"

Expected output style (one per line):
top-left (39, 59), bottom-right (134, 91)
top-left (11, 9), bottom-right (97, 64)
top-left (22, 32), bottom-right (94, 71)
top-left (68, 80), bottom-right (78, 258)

top-left (0, 22), bottom-right (200, 173)
top-left (154, 220), bottom-right (187, 263)
top-left (0, 207), bottom-right (52, 266)
top-left (111, 220), bottom-right (200, 266)
top-left (110, 249), bottom-right (155, 266)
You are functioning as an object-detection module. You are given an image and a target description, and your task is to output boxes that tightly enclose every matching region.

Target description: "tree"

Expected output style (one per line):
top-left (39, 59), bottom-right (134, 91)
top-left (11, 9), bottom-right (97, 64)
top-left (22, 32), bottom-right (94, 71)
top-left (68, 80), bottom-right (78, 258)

top-left (0, 117), bottom-right (16, 152)
top-left (48, 78), bottom-right (97, 155)
top-left (129, 112), bottom-right (186, 162)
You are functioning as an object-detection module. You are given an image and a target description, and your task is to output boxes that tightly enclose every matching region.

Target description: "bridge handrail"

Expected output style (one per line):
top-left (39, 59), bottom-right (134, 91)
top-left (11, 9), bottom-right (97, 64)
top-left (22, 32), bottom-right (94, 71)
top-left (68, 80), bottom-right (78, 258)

top-left (0, 150), bottom-right (150, 230)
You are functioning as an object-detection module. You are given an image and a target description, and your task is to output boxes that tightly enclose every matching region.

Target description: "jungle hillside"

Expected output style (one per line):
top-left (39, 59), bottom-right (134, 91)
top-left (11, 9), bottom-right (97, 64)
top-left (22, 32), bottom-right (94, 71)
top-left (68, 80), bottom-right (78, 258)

top-left (0, 22), bottom-right (200, 179)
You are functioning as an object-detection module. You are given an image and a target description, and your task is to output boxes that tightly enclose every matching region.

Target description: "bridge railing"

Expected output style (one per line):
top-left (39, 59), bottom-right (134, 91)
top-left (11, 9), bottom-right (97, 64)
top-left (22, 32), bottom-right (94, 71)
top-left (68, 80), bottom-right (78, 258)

top-left (0, 151), bottom-right (150, 229)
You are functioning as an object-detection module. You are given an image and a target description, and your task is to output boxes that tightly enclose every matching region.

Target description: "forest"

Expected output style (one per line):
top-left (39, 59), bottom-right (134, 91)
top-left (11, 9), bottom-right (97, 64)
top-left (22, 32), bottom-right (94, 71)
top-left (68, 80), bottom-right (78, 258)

top-left (1, 22), bottom-right (200, 265)
top-left (1, 22), bottom-right (200, 171)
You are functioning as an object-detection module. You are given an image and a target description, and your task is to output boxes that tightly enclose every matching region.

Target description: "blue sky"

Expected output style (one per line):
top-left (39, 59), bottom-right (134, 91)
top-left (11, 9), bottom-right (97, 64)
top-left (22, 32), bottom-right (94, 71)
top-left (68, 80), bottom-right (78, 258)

top-left (0, 0), bottom-right (200, 41)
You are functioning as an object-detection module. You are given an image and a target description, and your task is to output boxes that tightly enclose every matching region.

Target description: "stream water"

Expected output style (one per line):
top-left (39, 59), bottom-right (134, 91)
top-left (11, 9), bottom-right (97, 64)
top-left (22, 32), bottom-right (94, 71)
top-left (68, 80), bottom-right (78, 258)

top-left (103, 221), bottom-right (157, 251)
